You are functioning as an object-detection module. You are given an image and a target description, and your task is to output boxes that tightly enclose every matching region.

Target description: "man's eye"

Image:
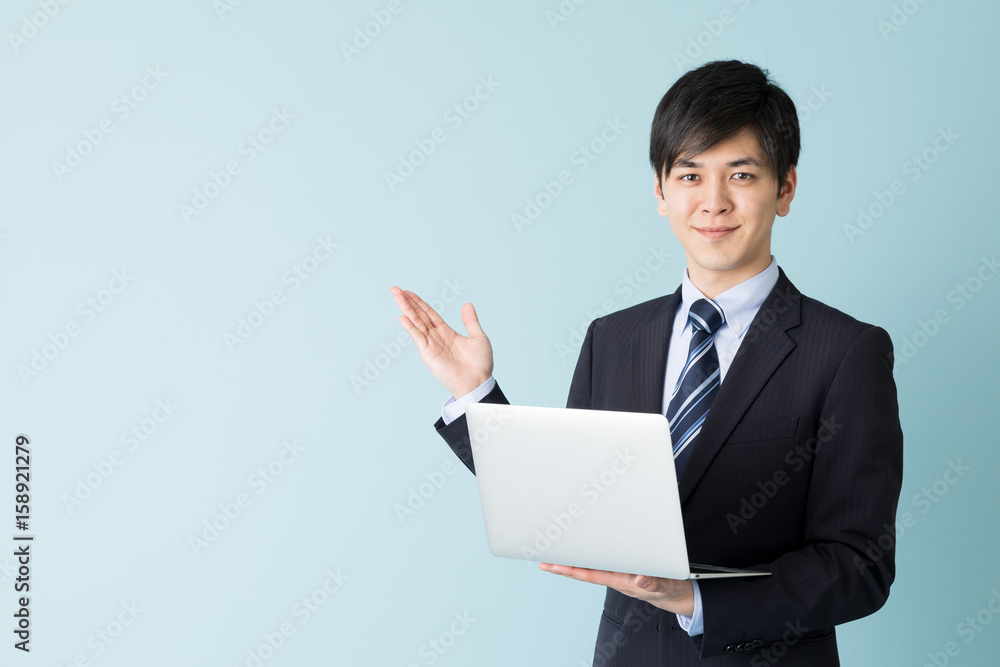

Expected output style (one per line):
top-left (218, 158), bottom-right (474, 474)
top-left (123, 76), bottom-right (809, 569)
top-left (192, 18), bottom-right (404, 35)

top-left (679, 174), bottom-right (698, 181)
top-left (733, 172), bottom-right (754, 180)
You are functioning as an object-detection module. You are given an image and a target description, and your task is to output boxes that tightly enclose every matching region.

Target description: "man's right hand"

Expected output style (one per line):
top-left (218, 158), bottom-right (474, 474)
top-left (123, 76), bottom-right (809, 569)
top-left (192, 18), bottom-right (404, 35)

top-left (390, 286), bottom-right (494, 399)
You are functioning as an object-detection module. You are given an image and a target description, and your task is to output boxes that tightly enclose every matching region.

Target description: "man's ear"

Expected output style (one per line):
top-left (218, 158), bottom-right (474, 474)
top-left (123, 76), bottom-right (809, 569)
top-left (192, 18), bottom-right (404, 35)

top-left (776, 165), bottom-right (797, 217)
top-left (654, 173), bottom-right (669, 218)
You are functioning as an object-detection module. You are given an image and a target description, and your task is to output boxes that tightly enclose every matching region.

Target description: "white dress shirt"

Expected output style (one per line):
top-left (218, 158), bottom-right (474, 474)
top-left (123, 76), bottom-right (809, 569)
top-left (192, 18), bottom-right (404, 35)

top-left (441, 257), bottom-right (781, 638)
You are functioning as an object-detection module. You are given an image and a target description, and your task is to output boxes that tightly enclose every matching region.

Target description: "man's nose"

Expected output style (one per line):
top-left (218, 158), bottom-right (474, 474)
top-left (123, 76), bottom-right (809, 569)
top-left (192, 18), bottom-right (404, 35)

top-left (701, 179), bottom-right (732, 215)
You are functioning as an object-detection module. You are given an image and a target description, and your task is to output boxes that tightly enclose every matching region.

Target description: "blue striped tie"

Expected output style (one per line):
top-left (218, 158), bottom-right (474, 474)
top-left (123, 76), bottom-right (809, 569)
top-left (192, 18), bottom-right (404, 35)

top-left (667, 298), bottom-right (725, 478)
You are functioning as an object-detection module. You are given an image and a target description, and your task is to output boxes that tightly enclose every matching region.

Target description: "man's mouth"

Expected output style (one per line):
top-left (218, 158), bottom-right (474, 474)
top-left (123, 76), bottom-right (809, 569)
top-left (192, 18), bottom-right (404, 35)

top-left (696, 226), bottom-right (738, 239)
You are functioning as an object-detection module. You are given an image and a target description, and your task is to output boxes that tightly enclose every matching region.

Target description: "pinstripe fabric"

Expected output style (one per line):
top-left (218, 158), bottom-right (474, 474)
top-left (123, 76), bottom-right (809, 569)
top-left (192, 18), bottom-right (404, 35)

top-left (667, 298), bottom-right (725, 478)
top-left (434, 268), bottom-right (902, 665)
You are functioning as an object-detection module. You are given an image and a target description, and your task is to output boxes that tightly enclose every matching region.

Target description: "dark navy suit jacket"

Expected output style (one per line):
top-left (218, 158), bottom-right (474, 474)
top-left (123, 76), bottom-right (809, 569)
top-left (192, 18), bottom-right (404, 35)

top-left (434, 268), bottom-right (903, 665)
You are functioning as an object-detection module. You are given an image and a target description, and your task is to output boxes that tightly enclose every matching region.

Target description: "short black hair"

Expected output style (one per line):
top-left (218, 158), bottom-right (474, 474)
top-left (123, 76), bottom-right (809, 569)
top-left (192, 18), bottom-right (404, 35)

top-left (649, 59), bottom-right (799, 197)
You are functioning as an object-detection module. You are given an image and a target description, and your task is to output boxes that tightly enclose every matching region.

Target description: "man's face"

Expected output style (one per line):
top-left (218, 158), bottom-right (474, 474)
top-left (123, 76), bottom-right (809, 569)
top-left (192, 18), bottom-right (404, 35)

top-left (654, 128), bottom-right (796, 295)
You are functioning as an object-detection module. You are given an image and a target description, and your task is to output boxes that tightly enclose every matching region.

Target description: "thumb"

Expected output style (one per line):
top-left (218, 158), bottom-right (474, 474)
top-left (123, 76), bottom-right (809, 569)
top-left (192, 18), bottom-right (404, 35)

top-left (460, 302), bottom-right (486, 338)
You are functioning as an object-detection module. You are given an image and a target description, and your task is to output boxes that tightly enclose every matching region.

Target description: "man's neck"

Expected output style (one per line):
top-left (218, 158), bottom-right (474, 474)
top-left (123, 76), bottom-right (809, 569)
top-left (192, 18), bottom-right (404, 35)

top-left (686, 261), bottom-right (772, 299)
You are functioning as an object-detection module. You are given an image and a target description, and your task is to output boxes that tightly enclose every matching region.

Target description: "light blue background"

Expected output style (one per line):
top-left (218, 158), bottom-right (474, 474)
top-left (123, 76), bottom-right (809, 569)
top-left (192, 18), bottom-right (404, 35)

top-left (1, 0), bottom-right (997, 665)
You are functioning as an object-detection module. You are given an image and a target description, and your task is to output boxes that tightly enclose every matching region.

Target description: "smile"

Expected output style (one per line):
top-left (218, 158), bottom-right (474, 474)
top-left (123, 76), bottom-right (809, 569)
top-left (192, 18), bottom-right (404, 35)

top-left (695, 227), bottom-right (738, 240)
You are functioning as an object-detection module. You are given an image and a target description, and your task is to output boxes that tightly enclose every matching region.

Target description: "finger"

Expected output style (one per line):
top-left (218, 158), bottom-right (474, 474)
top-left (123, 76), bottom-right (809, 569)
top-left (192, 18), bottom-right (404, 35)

top-left (396, 314), bottom-right (428, 347)
top-left (391, 288), bottom-right (434, 336)
top-left (405, 292), bottom-right (457, 346)
top-left (390, 286), bottom-right (421, 324)
top-left (460, 302), bottom-right (486, 338)
top-left (405, 290), bottom-right (450, 332)
top-left (539, 564), bottom-right (627, 588)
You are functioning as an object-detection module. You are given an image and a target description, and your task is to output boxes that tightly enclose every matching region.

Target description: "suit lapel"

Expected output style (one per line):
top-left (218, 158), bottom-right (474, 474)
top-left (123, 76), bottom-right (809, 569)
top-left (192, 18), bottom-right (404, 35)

top-left (677, 268), bottom-right (802, 504)
top-left (629, 286), bottom-right (681, 415)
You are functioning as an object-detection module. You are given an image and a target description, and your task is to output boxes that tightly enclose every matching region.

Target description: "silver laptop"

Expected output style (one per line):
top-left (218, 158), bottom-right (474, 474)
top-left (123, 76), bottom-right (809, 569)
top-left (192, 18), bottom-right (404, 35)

top-left (465, 403), bottom-right (769, 580)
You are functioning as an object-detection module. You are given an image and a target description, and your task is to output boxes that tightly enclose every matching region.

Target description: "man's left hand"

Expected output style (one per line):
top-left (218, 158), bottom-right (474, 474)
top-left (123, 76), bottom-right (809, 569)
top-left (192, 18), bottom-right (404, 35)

top-left (538, 563), bottom-right (695, 616)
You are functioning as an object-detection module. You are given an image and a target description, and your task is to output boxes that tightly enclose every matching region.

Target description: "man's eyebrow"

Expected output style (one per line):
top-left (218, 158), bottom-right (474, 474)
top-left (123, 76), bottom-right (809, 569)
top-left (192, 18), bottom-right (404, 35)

top-left (674, 156), bottom-right (766, 169)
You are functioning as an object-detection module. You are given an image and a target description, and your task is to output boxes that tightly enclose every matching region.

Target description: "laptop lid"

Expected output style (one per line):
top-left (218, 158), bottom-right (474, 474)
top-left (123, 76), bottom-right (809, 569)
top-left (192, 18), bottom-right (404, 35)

top-left (465, 403), bottom-right (769, 580)
top-left (466, 403), bottom-right (693, 579)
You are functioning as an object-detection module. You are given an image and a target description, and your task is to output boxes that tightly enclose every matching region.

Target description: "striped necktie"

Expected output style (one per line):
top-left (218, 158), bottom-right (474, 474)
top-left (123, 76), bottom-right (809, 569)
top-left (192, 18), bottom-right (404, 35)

top-left (667, 298), bottom-right (725, 478)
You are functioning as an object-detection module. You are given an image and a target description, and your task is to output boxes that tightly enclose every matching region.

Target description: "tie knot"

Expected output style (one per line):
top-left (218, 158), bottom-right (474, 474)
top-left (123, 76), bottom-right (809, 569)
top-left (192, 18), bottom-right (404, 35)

top-left (688, 298), bottom-right (725, 334)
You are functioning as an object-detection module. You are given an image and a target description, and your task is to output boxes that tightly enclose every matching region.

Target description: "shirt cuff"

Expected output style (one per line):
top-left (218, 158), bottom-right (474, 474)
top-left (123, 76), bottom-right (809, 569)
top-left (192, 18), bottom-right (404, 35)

top-left (675, 580), bottom-right (704, 637)
top-left (441, 376), bottom-right (497, 425)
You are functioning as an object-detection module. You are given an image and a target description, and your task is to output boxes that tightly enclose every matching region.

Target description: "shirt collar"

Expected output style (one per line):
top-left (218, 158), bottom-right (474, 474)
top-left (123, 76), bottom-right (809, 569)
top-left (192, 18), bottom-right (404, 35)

top-left (679, 257), bottom-right (779, 337)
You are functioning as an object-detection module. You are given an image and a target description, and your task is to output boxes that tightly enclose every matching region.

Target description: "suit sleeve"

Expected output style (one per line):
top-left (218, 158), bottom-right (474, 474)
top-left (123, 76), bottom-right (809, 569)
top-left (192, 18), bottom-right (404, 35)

top-left (566, 319), bottom-right (596, 410)
top-left (433, 382), bottom-right (510, 475)
top-left (695, 325), bottom-right (904, 657)
top-left (433, 318), bottom-right (598, 472)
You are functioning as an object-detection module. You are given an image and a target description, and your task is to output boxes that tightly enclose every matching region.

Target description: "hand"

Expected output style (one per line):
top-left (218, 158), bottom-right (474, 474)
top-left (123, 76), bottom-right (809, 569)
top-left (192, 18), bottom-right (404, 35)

top-left (538, 563), bottom-right (695, 616)
top-left (390, 286), bottom-right (494, 398)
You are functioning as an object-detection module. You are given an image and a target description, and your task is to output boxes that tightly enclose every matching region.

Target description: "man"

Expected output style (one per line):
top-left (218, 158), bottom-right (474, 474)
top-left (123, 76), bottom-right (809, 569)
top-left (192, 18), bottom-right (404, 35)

top-left (391, 59), bottom-right (902, 665)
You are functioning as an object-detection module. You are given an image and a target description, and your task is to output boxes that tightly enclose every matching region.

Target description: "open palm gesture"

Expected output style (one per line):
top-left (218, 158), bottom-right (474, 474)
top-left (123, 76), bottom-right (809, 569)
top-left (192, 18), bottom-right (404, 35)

top-left (390, 286), bottom-right (493, 398)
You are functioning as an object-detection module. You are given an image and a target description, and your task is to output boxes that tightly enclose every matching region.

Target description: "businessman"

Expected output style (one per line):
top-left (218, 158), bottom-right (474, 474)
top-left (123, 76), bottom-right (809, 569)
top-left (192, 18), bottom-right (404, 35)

top-left (391, 60), bottom-right (903, 665)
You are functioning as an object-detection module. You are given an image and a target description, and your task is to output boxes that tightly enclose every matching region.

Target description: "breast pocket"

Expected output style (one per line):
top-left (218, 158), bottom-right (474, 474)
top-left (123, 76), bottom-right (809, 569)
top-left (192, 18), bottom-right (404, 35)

top-left (726, 416), bottom-right (799, 445)
top-left (711, 415), bottom-right (806, 561)
top-left (712, 416), bottom-right (801, 493)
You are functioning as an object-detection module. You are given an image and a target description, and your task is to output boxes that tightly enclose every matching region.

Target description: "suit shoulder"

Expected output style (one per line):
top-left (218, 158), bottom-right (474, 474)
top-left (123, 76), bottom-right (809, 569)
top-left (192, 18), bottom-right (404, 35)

top-left (799, 292), bottom-right (877, 329)
top-left (588, 292), bottom-right (675, 335)
top-left (796, 292), bottom-right (890, 351)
